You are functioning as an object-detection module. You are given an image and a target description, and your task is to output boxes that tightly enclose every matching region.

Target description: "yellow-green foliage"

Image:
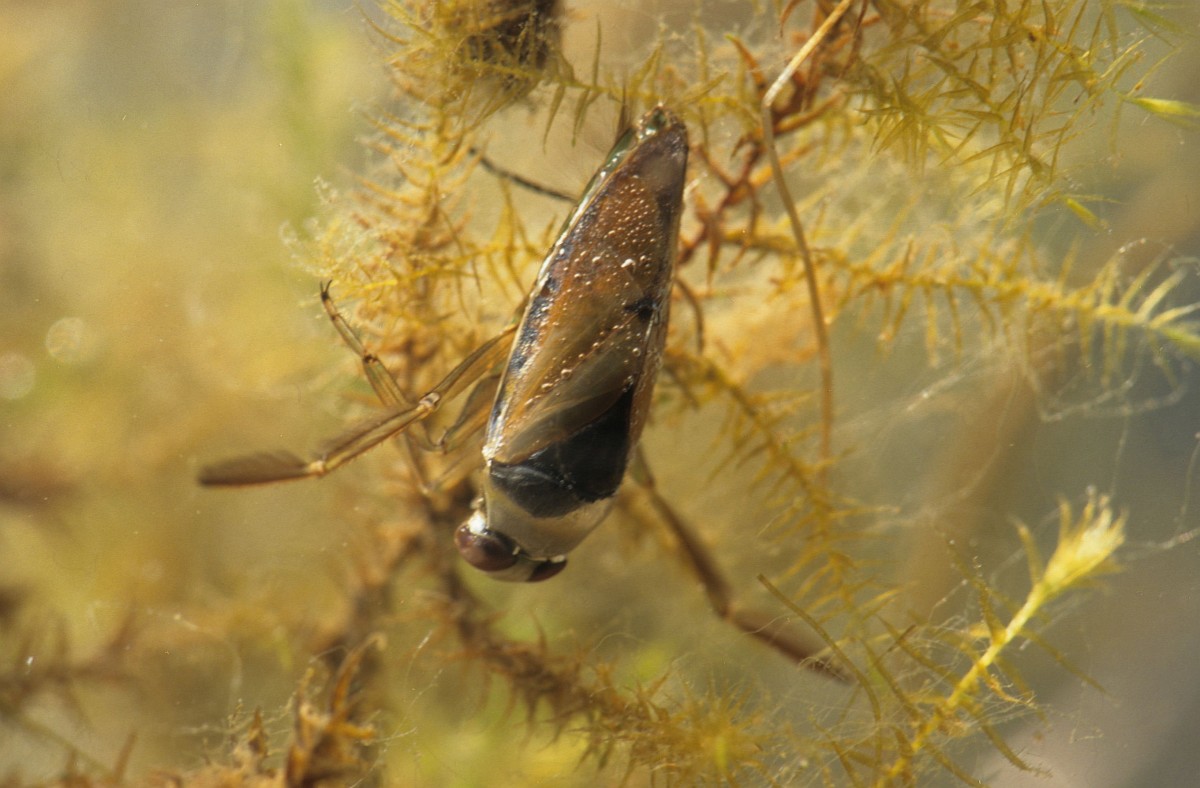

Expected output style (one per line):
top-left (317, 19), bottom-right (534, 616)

top-left (3, 0), bottom-right (1199, 785)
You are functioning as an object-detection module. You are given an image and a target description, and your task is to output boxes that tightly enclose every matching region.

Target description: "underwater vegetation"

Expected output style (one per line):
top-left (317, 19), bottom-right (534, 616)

top-left (3, 0), bottom-right (1200, 784)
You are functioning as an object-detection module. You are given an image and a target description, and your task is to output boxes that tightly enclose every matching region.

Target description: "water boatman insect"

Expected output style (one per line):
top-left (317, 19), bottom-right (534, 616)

top-left (199, 107), bottom-right (688, 583)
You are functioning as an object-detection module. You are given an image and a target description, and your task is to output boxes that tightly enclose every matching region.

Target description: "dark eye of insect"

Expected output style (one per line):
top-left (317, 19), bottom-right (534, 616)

top-left (455, 523), bottom-right (521, 572)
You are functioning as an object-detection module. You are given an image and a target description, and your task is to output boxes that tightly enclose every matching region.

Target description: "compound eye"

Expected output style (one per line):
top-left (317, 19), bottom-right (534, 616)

top-left (454, 521), bottom-right (519, 572)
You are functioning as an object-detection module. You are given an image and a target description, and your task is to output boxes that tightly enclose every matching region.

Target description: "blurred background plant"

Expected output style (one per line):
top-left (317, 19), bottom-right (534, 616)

top-left (2, 0), bottom-right (1199, 785)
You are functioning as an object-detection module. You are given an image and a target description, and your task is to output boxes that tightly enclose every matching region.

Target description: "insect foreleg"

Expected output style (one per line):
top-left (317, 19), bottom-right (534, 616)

top-left (433, 373), bottom-right (501, 452)
top-left (320, 281), bottom-right (411, 409)
top-left (197, 324), bottom-right (516, 487)
top-left (196, 394), bottom-right (442, 486)
top-left (320, 282), bottom-right (517, 453)
top-left (413, 325), bottom-right (514, 416)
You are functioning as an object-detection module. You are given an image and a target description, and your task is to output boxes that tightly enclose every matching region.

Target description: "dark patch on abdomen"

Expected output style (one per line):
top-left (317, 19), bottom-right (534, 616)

top-left (489, 386), bottom-right (636, 518)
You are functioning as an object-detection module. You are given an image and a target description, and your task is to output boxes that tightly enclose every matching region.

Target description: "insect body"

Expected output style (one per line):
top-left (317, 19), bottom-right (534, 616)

top-left (459, 107), bottom-right (688, 580)
top-left (200, 107), bottom-right (688, 584)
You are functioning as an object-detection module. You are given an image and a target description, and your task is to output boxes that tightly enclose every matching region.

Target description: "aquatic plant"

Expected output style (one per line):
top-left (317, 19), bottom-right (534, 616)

top-left (3, 0), bottom-right (1199, 784)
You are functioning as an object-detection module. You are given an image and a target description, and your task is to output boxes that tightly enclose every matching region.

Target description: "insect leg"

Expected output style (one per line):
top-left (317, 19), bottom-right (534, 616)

top-left (415, 324), bottom-right (514, 408)
top-left (197, 326), bottom-right (515, 487)
top-left (433, 373), bottom-right (501, 452)
top-left (473, 150), bottom-right (575, 203)
top-left (197, 390), bottom-right (447, 486)
top-left (631, 452), bottom-right (848, 680)
top-left (320, 281), bottom-right (411, 409)
top-left (404, 372), bottom-right (502, 496)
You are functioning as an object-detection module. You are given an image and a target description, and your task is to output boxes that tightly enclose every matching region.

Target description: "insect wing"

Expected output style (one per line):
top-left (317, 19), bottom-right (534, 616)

top-left (485, 109), bottom-right (688, 465)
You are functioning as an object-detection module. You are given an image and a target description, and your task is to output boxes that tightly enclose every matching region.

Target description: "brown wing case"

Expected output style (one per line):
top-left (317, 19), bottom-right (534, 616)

top-left (483, 109), bottom-right (689, 466)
